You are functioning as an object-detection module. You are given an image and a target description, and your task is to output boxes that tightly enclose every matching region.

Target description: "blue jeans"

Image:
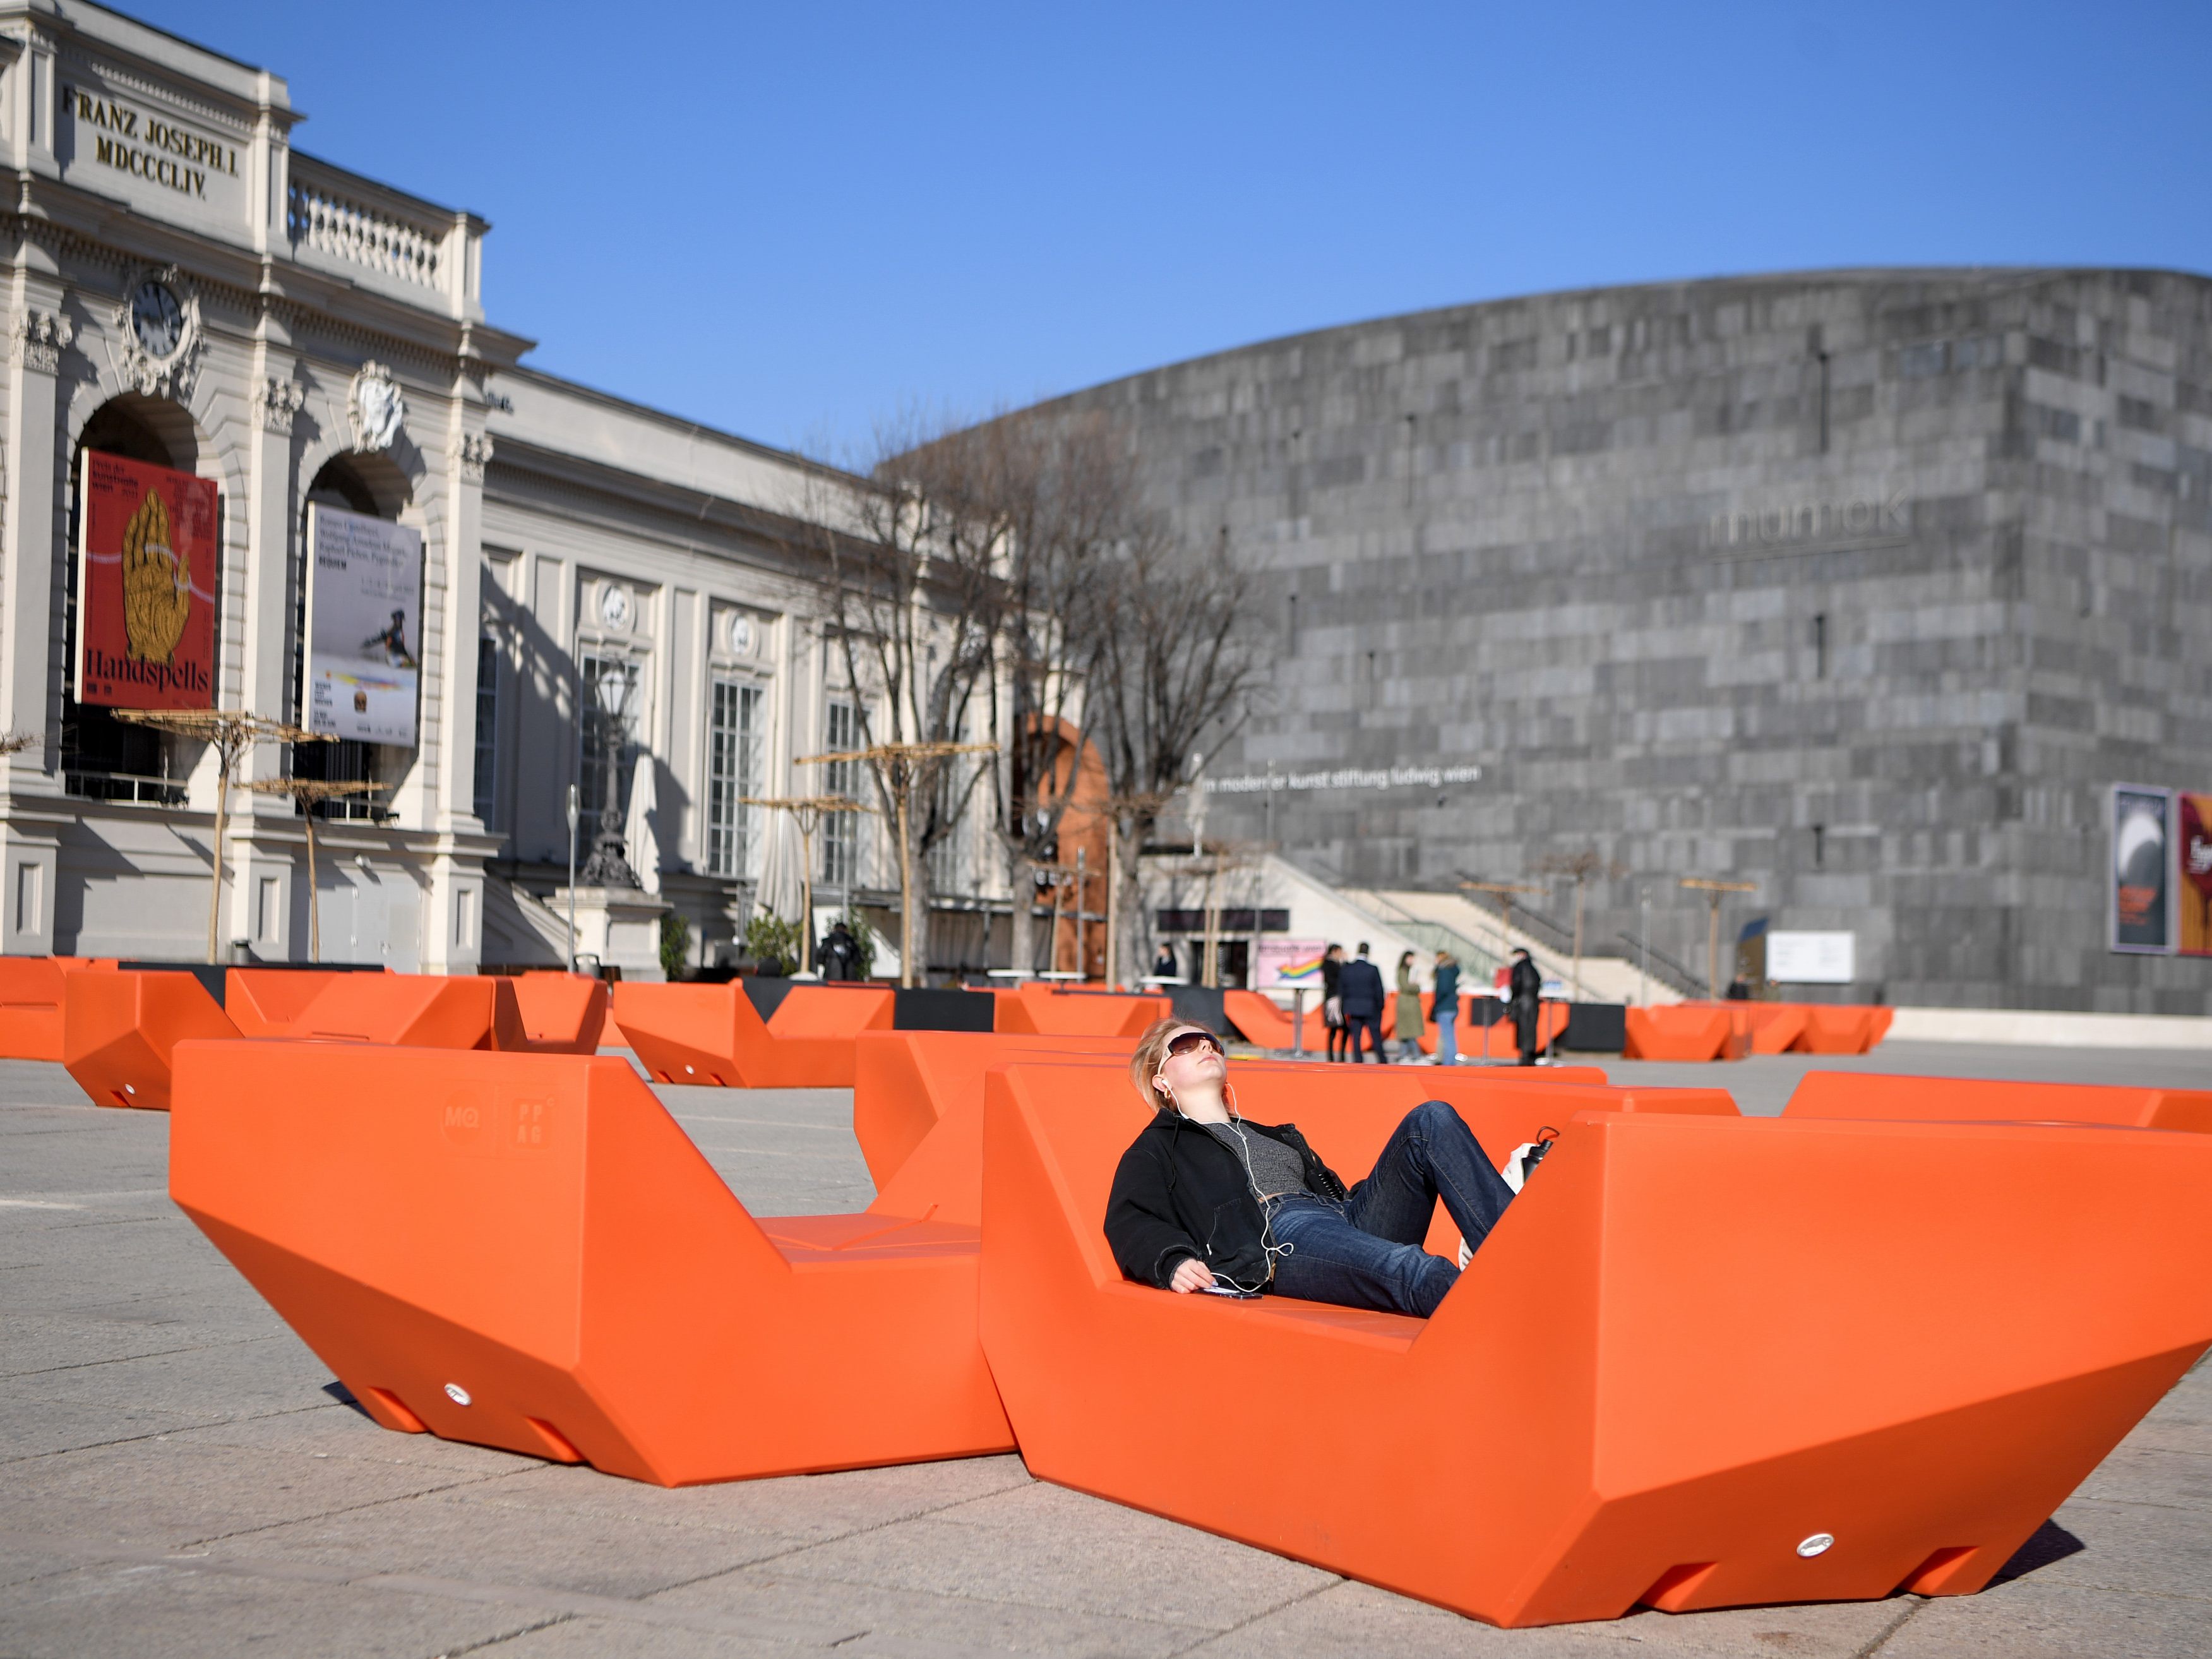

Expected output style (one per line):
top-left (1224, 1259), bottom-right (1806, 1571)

top-left (1264, 1100), bottom-right (1515, 1317)
top-left (1435, 1010), bottom-right (1457, 1067)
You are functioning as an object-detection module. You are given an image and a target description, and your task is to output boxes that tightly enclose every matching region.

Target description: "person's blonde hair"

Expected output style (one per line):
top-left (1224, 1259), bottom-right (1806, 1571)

top-left (1130, 1015), bottom-right (1216, 1113)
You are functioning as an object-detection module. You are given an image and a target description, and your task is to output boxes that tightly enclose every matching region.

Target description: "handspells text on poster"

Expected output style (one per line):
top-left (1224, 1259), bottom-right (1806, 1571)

top-left (305, 505), bottom-right (423, 746)
top-left (75, 452), bottom-right (218, 709)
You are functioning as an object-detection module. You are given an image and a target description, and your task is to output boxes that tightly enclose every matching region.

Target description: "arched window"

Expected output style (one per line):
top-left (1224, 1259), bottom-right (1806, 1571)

top-left (61, 397), bottom-right (205, 803)
top-left (290, 453), bottom-right (407, 821)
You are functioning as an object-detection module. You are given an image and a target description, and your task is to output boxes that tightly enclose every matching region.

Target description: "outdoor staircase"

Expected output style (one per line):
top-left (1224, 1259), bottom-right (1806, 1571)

top-left (1337, 888), bottom-right (1683, 1006)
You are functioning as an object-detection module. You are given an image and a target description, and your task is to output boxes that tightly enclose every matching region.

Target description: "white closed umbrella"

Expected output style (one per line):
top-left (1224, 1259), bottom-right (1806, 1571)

top-left (623, 752), bottom-right (661, 895)
top-left (754, 805), bottom-right (804, 926)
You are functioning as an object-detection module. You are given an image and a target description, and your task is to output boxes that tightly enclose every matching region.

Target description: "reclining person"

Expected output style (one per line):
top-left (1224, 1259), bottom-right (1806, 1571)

top-left (1103, 1018), bottom-right (1516, 1316)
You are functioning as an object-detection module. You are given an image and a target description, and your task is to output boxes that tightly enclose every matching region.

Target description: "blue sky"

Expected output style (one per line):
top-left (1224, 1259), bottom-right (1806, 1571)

top-left (136, 1), bottom-right (2212, 463)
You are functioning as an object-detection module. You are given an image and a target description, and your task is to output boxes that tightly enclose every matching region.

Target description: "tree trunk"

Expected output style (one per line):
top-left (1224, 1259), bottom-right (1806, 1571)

top-left (1005, 841), bottom-right (1036, 976)
top-left (206, 754), bottom-right (231, 964)
top-left (897, 791), bottom-right (917, 988)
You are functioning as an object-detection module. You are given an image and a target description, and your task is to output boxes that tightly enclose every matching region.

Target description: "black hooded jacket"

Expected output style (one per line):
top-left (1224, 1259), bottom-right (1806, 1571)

top-left (1104, 1110), bottom-right (1351, 1288)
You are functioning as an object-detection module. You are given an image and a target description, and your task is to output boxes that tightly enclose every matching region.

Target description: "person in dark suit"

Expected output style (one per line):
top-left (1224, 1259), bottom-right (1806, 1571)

top-left (1507, 947), bottom-right (1544, 1067)
top-left (820, 920), bottom-right (861, 981)
top-left (1320, 943), bottom-right (1346, 1062)
top-left (1338, 943), bottom-right (1386, 1063)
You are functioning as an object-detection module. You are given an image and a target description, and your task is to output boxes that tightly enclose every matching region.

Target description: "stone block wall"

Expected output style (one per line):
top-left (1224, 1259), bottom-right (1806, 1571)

top-left (1025, 268), bottom-right (2212, 1010)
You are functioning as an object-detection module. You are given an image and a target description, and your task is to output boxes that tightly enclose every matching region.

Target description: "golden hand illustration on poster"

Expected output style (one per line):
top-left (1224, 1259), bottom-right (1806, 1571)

top-left (120, 489), bottom-right (191, 664)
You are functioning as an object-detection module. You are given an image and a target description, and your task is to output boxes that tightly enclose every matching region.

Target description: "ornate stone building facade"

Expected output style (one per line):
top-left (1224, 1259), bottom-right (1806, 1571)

top-left (1024, 269), bottom-right (2212, 1011)
top-left (0, 1), bottom-right (979, 972)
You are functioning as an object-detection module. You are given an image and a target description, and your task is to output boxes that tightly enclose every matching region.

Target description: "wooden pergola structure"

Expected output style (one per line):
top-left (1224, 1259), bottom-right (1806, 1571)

top-left (241, 776), bottom-right (383, 964)
top-left (1681, 876), bottom-right (1758, 998)
top-left (796, 740), bottom-right (995, 988)
top-left (738, 794), bottom-right (874, 977)
top-left (114, 710), bottom-right (330, 963)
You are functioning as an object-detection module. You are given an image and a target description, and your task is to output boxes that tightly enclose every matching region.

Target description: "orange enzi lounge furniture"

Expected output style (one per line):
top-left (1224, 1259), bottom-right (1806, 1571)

top-left (1737, 1002), bottom-right (1808, 1055)
top-left (854, 1031), bottom-right (1134, 1225)
top-left (1221, 989), bottom-right (1326, 1051)
top-left (1458, 1000), bottom-right (1572, 1060)
top-left (65, 969), bottom-right (604, 1110)
top-left (613, 981), bottom-right (894, 1087)
top-left (224, 969), bottom-right (374, 1036)
top-left (993, 984), bottom-right (1169, 1037)
top-left (503, 971), bottom-right (611, 1053)
top-left (1622, 1003), bottom-right (1752, 1061)
top-left (1784, 1071), bottom-right (2212, 1131)
top-left (61, 968), bottom-right (234, 1110)
top-left (851, 1031), bottom-right (1638, 1238)
top-left (1792, 1005), bottom-right (1888, 1055)
top-left (169, 1041), bottom-right (1013, 1483)
top-left (978, 1059), bottom-right (2212, 1627)
top-left (0, 955), bottom-right (116, 1061)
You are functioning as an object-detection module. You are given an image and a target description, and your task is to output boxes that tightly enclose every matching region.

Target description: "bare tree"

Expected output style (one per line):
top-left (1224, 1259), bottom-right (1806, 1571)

top-left (798, 416), bottom-right (1002, 979)
top-left (1084, 524), bottom-right (1269, 985)
top-left (892, 410), bottom-right (1139, 975)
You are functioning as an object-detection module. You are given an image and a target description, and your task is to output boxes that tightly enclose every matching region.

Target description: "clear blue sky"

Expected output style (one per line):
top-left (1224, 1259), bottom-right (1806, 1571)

top-left (135, 1), bottom-right (2212, 463)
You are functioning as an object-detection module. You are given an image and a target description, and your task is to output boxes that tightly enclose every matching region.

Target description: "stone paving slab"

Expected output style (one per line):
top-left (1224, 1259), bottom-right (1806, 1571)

top-left (2, 1046), bottom-right (2209, 1655)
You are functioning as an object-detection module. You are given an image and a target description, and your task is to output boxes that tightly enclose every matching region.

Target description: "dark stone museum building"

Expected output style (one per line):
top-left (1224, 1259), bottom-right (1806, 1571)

top-left (1027, 269), bottom-right (2212, 1011)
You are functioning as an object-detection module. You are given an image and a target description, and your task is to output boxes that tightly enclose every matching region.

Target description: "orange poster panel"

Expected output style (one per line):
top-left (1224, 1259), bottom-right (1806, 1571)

top-left (2179, 793), bottom-right (2212, 955)
top-left (76, 451), bottom-right (218, 709)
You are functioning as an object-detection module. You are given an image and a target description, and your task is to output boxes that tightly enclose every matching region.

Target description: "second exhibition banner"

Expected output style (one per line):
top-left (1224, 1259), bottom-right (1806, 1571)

top-left (305, 504), bottom-right (423, 746)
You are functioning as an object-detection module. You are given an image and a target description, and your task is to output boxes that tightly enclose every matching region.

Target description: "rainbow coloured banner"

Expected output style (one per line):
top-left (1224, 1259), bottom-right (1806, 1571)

top-left (1257, 938), bottom-right (1327, 989)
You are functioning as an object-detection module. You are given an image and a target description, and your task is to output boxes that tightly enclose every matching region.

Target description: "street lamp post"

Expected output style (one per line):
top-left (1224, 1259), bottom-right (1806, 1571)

top-left (565, 784), bottom-right (579, 971)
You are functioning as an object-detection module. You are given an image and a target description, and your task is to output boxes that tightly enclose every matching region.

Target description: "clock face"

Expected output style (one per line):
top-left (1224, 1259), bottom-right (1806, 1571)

top-left (131, 280), bottom-right (183, 359)
top-left (598, 584), bottom-right (632, 630)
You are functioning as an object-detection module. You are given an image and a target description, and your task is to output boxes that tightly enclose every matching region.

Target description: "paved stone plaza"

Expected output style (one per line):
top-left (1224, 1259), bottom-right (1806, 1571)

top-left (3, 1045), bottom-right (2208, 1656)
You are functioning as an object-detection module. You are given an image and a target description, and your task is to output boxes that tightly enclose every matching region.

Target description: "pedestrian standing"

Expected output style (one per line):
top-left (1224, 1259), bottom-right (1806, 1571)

top-left (1432, 950), bottom-right (1460, 1066)
top-left (1507, 947), bottom-right (1543, 1067)
top-left (1320, 943), bottom-right (1346, 1062)
top-left (1338, 943), bottom-right (1385, 1063)
top-left (1394, 950), bottom-right (1426, 1062)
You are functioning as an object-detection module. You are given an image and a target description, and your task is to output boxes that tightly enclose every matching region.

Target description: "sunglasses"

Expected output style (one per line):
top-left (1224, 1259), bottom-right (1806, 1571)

top-left (1165, 1030), bottom-right (1223, 1060)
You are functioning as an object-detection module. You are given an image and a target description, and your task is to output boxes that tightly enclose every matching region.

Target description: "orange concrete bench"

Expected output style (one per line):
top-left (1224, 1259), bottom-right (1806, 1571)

top-left (1623, 1003), bottom-right (1752, 1061)
top-left (993, 985), bottom-right (1169, 1037)
top-left (1784, 1072), bottom-right (2212, 1132)
top-left (63, 969), bottom-right (236, 1110)
top-left (1793, 1005), bottom-right (1888, 1055)
top-left (224, 969), bottom-right (373, 1036)
top-left (0, 956), bottom-right (116, 1061)
top-left (851, 1031), bottom-right (1639, 1241)
top-left (978, 1059), bottom-right (2212, 1626)
top-left (1221, 989), bottom-right (1325, 1051)
top-left (1685, 1002), bottom-right (1890, 1056)
top-left (64, 969), bottom-right (602, 1110)
top-left (1739, 1002), bottom-right (1808, 1054)
top-left (169, 1041), bottom-right (1012, 1483)
top-left (501, 971), bottom-right (611, 1054)
top-left (613, 981), bottom-right (895, 1087)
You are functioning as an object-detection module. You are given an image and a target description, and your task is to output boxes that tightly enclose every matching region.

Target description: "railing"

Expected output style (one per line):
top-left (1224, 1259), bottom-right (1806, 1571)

top-left (287, 166), bottom-right (444, 290)
top-left (64, 769), bottom-right (186, 807)
top-left (1616, 931), bottom-right (1707, 999)
top-left (1351, 887), bottom-right (1505, 979)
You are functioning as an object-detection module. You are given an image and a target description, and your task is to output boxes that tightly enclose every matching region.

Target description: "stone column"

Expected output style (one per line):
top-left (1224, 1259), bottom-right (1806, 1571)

top-left (0, 272), bottom-right (74, 955)
top-left (419, 410), bottom-right (493, 972)
top-left (223, 338), bottom-right (308, 959)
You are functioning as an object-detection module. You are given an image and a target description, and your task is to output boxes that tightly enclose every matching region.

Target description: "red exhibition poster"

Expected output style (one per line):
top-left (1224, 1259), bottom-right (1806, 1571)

top-left (76, 450), bottom-right (218, 709)
top-left (2179, 792), bottom-right (2212, 956)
